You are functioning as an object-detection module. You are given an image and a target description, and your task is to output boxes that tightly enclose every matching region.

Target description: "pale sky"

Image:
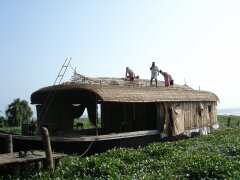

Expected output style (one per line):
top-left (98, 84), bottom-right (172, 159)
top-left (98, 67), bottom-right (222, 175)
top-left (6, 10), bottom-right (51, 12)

top-left (1, 0), bottom-right (240, 117)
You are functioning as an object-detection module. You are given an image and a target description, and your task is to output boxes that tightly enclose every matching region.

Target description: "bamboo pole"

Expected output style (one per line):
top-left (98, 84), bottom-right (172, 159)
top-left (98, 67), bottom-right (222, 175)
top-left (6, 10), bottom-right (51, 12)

top-left (42, 127), bottom-right (54, 170)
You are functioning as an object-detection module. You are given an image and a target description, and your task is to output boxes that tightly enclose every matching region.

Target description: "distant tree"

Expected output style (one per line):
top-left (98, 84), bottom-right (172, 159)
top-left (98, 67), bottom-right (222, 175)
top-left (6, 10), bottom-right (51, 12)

top-left (6, 98), bottom-right (33, 126)
top-left (0, 116), bottom-right (5, 127)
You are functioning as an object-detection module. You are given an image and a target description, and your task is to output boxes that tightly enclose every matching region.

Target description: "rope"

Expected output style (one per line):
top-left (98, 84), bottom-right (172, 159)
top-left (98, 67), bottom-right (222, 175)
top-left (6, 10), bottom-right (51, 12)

top-left (79, 140), bottom-right (95, 158)
top-left (78, 118), bottom-right (99, 157)
top-left (77, 124), bottom-right (99, 157)
top-left (69, 63), bottom-right (78, 75)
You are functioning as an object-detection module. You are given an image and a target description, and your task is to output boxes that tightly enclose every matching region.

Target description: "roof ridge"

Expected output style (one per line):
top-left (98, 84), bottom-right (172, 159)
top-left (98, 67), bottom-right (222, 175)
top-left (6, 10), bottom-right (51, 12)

top-left (70, 72), bottom-right (192, 90)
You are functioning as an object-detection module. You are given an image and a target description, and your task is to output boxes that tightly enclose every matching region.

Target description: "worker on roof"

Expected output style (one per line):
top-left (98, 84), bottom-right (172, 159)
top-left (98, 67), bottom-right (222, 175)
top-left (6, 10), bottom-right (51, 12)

top-left (150, 62), bottom-right (160, 87)
top-left (159, 70), bottom-right (174, 87)
top-left (125, 67), bottom-right (135, 81)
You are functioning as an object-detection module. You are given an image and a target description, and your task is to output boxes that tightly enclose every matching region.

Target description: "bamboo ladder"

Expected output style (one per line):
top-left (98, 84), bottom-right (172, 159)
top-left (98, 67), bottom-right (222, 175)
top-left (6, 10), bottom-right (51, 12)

top-left (38, 58), bottom-right (72, 129)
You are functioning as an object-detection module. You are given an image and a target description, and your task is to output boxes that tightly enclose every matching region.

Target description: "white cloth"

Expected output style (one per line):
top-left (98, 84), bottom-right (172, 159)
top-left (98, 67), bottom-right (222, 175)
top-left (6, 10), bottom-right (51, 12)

top-left (150, 66), bottom-right (159, 79)
top-left (172, 108), bottom-right (185, 136)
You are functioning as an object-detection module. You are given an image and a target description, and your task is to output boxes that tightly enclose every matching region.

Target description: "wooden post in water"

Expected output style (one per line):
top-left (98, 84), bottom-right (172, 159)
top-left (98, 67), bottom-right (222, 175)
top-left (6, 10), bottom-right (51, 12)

top-left (227, 117), bottom-right (231, 127)
top-left (42, 127), bottom-right (54, 170)
top-left (4, 134), bottom-right (13, 154)
top-left (4, 134), bottom-right (18, 175)
top-left (6, 134), bottom-right (13, 154)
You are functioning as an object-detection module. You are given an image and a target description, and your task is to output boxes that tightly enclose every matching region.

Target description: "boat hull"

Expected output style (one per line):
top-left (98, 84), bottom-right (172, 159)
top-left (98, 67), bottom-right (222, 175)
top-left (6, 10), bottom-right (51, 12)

top-left (0, 130), bottom-right (160, 156)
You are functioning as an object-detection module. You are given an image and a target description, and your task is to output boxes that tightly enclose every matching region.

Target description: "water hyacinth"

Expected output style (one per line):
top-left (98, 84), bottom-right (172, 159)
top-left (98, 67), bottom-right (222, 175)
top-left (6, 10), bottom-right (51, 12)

top-left (3, 115), bottom-right (240, 179)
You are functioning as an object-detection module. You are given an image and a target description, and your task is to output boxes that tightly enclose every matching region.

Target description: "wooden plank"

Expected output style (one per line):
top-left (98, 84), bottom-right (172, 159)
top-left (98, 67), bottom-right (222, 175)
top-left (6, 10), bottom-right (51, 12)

top-left (0, 150), bottom-right (66, 166)
top-left (1, 130), bottom-right (160, 142)
top-left (47, 129), bottom-right (160, 141)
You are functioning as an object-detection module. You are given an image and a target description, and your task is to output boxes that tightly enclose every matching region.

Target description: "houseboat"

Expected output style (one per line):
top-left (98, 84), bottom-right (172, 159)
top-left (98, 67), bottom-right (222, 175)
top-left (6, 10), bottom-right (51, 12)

top-left (0, 73), bottom-right (219, 156)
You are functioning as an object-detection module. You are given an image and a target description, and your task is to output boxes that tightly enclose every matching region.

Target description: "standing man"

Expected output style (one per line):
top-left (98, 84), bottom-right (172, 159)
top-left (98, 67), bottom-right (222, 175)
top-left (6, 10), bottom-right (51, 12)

top-left (150, 62), bottom-right (160, 87)
top-left (159, 70), bottom-right (173, 87)
top-left (125, 67), bottom-right (135, 81)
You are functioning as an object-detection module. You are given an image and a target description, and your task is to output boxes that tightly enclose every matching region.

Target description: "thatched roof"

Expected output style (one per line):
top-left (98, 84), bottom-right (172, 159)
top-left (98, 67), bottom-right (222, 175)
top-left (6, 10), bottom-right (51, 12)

top-left (31, 75), bottom-right (219, 104)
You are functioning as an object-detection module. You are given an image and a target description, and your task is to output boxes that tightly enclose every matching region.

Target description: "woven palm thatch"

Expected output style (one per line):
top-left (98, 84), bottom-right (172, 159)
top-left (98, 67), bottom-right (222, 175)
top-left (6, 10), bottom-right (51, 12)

top-left (71, 72), bottom-right (189, 88)
top-left (31, 74), bottom-right (219, 103)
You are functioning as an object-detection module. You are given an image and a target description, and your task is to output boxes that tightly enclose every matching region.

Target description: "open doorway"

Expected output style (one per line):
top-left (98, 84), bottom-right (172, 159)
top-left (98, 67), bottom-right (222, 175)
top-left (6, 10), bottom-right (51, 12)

top-left (73, 104), bottom-right (101, 133)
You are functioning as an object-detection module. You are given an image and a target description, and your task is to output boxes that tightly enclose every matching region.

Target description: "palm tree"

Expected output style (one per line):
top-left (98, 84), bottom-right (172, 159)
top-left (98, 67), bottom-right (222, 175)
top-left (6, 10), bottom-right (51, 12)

top-left (6, 98), bottom-right (33, 126)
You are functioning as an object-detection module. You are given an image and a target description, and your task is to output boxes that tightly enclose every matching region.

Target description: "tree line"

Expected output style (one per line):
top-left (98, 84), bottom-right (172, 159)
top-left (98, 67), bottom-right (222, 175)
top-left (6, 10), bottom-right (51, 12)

top-left (0, 98), bottom-right (33, 127)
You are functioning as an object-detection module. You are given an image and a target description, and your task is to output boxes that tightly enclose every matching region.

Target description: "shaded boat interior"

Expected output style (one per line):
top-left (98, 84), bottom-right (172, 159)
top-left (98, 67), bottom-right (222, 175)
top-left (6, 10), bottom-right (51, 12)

top-left (31, 88), bottom-right (159, 136)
